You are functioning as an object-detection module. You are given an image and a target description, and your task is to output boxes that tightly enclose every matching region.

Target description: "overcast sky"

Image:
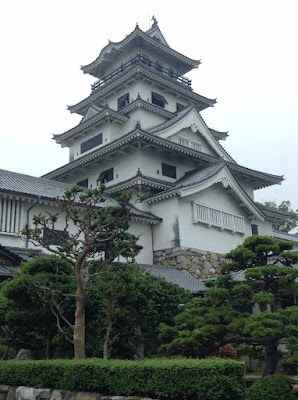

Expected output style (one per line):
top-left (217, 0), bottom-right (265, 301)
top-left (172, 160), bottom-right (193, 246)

top-left (1, 0), bottom-right (297, 209)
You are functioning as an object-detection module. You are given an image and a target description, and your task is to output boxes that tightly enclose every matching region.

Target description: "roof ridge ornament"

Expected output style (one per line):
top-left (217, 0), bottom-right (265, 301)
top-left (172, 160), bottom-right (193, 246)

top-left (151, 16), bottom-right (158, 27)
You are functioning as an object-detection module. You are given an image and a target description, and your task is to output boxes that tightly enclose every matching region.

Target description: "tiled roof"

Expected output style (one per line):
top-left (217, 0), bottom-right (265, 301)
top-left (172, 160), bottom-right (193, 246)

top-left (0, 169), bottom-right (161, 223)
top-left (144, 264), bottom-right (206, 294)
top-left (0, 264), bottom-right (16, 277)
top-left (1, 246), bottom-right (44, 262)
top-left (273, 230), bottom-right (298, 244)
top-left (173, 160), bottom-right (225, 188)
top-left (0, 245), bottom-right (44, 277)
top-left (0, 169), bottom-right (75, 200)
top-left (148, 105), bottom-right (193, 134)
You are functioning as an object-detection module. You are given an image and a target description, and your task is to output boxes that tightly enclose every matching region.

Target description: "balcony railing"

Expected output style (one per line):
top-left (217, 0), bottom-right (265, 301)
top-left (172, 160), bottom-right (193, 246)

top-left (173, 136), bottom-right (202, 152)
top-left (192, 202), bottom-right (245, 234)
top-left (91, 54), bottom-right (192, 91)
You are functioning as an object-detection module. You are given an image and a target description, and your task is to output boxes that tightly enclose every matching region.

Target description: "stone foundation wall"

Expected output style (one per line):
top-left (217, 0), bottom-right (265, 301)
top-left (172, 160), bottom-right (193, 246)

top-left (153, 247), bottom-right (226, 279)
top-left (0, 385), bottom-right (156, 400)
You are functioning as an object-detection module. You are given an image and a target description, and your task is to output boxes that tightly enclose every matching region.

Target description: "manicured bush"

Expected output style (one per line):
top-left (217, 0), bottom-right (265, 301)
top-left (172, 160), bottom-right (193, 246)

top-left (0, 358), bottom-right (245, 400)
top-left (248, 375), bottom-right (295, 400)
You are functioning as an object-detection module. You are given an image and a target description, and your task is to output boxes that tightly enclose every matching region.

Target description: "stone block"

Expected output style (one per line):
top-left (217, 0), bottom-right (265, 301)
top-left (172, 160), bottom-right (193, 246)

top-left (111, 397), bottom-right (125, 400)
top-left (169, 260), bottom-right (177, 266)
top-left (209, 252), bottom-right (219, 261)
top-left (171, 250), bottom-right (185, 257)
top-left (62, 392), bottom-right (75, 400)
top-left (198, 250), bottom-right (207, 255)
top-left (188, 248), bottom-right (199, 254)
top-left (209, 268), bottom-right (216, 274)
top-left (203, 260), bottom-right (212, 270)
top-left (196, 269), bottom-right (201, 274)
top-left (50, 391), bottom-right (63, 400)
top-left (192, 256), bottom-right (200, 264)
top-left (16, 387), bottom-right (35, 400)
top-left (76, 392), bottom-right (102, 400)
top-left (164, 248), bottom-right (172, 255)
top-left (154, 251), bottom-right (162, 257)
top-left (6, 388), bottom-right (16, 400)
top-left (0, 386), bottom-right (11, 394)
top-left (125, 397), bottom-right (142, 400)
top-left (176, 255), bottom-right (187, 264)
top-left (16, 349), bottom-right (34, 360)
top-left (34, 389), bottom-right (52, 400)
top-left (201, 268), bottom-right (209, 275)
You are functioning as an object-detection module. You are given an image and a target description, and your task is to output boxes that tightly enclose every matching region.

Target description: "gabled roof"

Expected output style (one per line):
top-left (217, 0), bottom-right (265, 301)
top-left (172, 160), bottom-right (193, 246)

top-left (105, 170), bottom-right (174, 194)
top-left (148, 105), bottom-right (235, 162)
top-left (81, 22), bottom-right (200, 78)
top-left (53, 105), bottom-right (129, 146)
top-left (43, 128), bottom-right (283, 190)
top-left (143, 264), bottom-right (206, 294)
top-left (146, 160), bottom-right (266, 221)
top-left (0, 169), bottom-right (161, 224)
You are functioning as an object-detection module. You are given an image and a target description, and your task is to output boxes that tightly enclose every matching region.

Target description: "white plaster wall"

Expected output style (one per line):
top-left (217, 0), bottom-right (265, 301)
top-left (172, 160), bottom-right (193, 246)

top-left (63, 148), bottom-right (200, 190)
top-left (177, 184), bottom-right (270, 254)
top-left (128, 220), bottom-right (153, 264)
top-left (0, 195), bottom-right (154, 264)
top-left (70, 126), bottom-right (110, 161)
top-left (150, 197), bottom-right (180, 250)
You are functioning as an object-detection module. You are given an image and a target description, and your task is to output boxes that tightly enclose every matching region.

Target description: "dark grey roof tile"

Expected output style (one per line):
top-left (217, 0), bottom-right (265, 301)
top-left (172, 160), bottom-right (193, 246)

top-left (143, 264), bottom-right (206, 293)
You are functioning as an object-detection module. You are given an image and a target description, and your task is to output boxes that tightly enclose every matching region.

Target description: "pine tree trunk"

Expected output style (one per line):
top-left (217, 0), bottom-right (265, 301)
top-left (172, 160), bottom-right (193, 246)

top-left (263, 340), bottom-right (279, 376)
top-left (103, 300), bottom-right (113, 360)
top-left (73, 278), bottom-right (87, 359)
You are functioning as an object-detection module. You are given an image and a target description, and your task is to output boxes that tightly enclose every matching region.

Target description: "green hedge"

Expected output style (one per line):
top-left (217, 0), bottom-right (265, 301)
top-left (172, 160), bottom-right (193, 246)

top-left (0, 358), bottom-right (245, 400)
top-left (248, 375), bottom-right (296, 400)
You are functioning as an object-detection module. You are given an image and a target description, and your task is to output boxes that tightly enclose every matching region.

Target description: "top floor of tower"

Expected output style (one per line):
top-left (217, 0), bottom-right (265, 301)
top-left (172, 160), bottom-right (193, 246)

top-left (82, 17), bottom-right (200, 86)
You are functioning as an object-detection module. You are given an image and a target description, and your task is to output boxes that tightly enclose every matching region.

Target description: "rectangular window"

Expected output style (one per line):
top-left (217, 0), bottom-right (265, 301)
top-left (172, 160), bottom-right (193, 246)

top-left (117, 93), bottom-right (129, 110)
top-left (251, 224), bottom-right (258, 235)
top-left (152, 91), bottom-right (167, 108)
top-left (77, 179), bottom-right (88, 188)
top-left (81, 133), bottom-right (102, 154)
top-left (162, 163), bottom-right (176, 179)
top-left (97, 168), bottom-right (114, 184)
top-left (43, 227), bottom-right (69, 246)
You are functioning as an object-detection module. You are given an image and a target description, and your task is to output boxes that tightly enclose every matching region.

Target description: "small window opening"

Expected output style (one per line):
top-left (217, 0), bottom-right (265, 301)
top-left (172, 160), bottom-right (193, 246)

top-left (152, 91), bottom-right (167, 108)
top-left (77, 179), bottom-right (88, 188)
top-left (117, 93), bottom-right (129, 110)
top-left (162, 163), bottom-right (176, 179)
top-left (97, 168), bottom-right (114, 184)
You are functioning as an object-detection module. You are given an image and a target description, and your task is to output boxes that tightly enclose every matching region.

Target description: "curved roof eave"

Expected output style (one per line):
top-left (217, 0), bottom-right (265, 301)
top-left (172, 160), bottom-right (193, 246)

top-left (81, 25), bottom-right (201, 78)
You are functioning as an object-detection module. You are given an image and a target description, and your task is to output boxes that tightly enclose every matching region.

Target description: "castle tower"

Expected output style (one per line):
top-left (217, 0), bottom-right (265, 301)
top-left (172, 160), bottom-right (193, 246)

top-left (42, 19), bottom-right (284, 277)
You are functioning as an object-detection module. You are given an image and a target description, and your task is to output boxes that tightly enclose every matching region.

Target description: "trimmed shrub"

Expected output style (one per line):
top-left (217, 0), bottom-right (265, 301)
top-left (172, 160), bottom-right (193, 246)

top-left (0, 358), bottom-right (245, 400)
top-left (248, 375), bottom-right (295, 400)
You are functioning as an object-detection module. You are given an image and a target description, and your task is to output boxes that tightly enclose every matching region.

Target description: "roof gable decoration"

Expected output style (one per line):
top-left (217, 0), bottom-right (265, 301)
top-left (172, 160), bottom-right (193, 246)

top-left (81, 104), bottom-right (104, 123)
top-left (145, 17), bottom-right (169, 47)
top-left (178, 165), bottom-right (265, 222)
top-left (151, 107), bottom-right (234, 162)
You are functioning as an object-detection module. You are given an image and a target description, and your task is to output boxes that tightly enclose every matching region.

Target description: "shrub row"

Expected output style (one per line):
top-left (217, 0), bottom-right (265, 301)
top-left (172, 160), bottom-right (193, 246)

top-left (0, 358), bottom-right (245, 400)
